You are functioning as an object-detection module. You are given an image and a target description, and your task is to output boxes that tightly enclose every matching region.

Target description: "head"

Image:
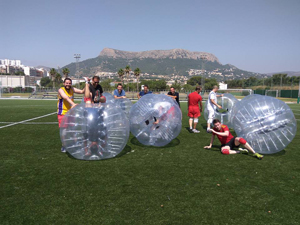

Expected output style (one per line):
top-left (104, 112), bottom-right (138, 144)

top-left (63, 78), bottom-right (72, 90)
top-left (213, 85), bottom-right (219, 92)
top-left (144, 85), bottom-right (149, 92)
top-left (213, 119), bottom-right (222, 131)
top-left (117, 83), bottom-right (123, 92)
top-left (195, 85), bottom-right (202, 93)
top-left (170, 87), bottom-right (175, 94)
top-left (92, 76), bottom-right (100, 87)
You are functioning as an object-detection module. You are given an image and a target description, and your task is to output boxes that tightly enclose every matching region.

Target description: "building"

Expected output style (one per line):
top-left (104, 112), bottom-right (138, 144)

top-left (0, 75), bottom-right (30, 88)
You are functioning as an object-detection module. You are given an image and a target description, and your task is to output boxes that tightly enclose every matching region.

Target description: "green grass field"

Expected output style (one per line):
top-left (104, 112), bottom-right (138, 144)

top-left (1, 99), bottom-right (299, 225)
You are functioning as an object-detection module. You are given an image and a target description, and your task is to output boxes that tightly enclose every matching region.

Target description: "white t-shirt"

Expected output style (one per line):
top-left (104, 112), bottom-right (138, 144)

top-left (207, 91), bottom-right (217, 110)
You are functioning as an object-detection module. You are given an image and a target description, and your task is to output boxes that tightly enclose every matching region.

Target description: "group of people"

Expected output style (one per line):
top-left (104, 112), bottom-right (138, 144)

top-left (187, 85), bottom-right (263, 159)
top-left (57, 77), bottom-right (263, 159)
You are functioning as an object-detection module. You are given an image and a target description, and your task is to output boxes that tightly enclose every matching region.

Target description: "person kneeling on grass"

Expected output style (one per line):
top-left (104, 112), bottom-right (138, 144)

top-left (204, 119), bottom-right (264, 159)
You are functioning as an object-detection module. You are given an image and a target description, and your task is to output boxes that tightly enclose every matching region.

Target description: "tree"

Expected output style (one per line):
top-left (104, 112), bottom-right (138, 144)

top-left (55, 73), bottom-right (62, 86)
top-left (187, 76), bottom-right (203, 86)
top-left (40, 77), bottom-right (52, 87)
top-left (118, 68), bottom-right (125, 84)
top-left (62, 68), bottom-right (70, 79)
top-left (134, 68), bottom-right (141, 91)
top-left (49, 68), bottom-right (57, 88)
top-left (125, 65), bottom-right (131, 92)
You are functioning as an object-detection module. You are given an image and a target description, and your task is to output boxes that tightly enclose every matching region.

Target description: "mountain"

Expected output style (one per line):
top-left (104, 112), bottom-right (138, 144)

top-left (62, 48), bottom-right (264, 80)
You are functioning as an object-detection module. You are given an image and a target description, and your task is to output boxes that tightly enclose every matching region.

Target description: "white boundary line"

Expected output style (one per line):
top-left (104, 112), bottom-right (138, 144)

top-left (0, 122), bottom-right (58, 124)
top-left (0, 112), bottom-right (57, 129)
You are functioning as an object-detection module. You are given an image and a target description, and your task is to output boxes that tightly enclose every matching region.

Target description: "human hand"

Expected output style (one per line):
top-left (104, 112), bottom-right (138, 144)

top-left (217, 105), bottom-right (222, 109)
top-left (71, 104), bottom-right (78, 109)
top-left (204, 145), bottom-right (212, 149)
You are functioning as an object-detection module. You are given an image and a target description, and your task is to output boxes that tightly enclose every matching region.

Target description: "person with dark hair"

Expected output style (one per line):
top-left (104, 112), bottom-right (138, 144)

top-left (204, 119), bottom-right (264, 159)
top-left (88, 76), bottom-right (103, 103)
top-left (187, 86), bottom-right (202, 133)
top-left (167, 87), bottom-right (180, 107)
top-left (57, 78), bottom-right (85, 152)
top-left (114, 83), bottom-right (126, 99)
top-left (138, 85), bottom-right (152, 99)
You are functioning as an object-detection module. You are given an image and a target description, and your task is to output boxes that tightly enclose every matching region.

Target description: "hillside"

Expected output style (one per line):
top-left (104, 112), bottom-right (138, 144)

top-left (63, 48), bottom-right (264, 80)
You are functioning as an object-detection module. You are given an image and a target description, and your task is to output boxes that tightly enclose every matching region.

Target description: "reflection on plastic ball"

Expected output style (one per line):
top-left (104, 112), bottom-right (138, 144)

top-left (130, 94), bottom-right (182, 147)
top-left (231, 94), bottom-right (297, 154)
top-left (102, 92), bottom-right (114, 103)
top-left (60, 102), bottom-right (129, 160)
top-left (115, 98), bottom-right (132, 118)
top-left (204, 93), bottom-right (238, 128)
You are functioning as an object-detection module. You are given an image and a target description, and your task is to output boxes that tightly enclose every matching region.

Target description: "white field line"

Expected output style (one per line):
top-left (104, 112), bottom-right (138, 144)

top-left (0, 112), bottom-right (57, 129)
top-left (0, 122), bottom-right (58, 124)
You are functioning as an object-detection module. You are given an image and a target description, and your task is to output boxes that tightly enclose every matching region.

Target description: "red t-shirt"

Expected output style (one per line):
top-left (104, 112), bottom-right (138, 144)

top-left (213, 124), bottom-right (234, 145)
top-left (188, 92), bottom-right (202, 107)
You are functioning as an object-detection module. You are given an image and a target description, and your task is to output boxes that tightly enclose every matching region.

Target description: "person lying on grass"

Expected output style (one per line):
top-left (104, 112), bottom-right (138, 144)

top-left (204, 119), bottom-right (264, 159)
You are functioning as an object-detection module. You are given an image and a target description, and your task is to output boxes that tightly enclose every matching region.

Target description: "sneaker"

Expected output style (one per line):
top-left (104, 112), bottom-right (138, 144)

top-left (207, 128), bottom-right (212, 133)
top-left (61, 146), bottom-right (66, 153)
top-left (238, 148), bottom-right (249, 153)
top-left (253, 153), bottom-right (264, 159)
top-left (192, 129), bottom-right (200, 133)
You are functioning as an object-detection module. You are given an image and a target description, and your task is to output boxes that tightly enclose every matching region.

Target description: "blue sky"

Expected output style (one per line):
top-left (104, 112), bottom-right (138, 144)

top-left (1, 0), bottom-right (300, 73)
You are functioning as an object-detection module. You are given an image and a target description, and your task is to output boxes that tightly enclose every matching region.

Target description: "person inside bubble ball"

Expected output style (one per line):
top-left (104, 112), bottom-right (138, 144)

top-left (57, 78), bottom-right (85, 153)
top-left (82, 78), bottom-right (107, 157)
top-left (188, 86), bottom-right (203, 133)
top-left (206, 85), bottom-right (224, 133)
top-left (204, 119), bottom-right (264, 159)
top-left (138, 85), bottom-right (152, 99)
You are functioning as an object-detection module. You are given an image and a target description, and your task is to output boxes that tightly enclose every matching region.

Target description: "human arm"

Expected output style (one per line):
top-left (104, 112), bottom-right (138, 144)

top-left (204, 135), bottom-right (215, 149)
top-left (210, 129), bottom-right (229, 137)
top-left (216, 94), bottom-right (224, 97)
top-left (73, 87), bottom-right (85, 94)
top-left (199, 100), bottom-right (203, 112)
top-left (58, 88), bottom-right (77, 108)
top-left (137, 92), bottom-right (141, 99)
top-left (210, 99), bottom-right (222, 109)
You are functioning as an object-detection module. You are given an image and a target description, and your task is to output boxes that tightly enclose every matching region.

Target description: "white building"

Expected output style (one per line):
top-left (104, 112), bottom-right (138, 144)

top-left (0, 75), bottom-right (30, 88)
top-left (219, 82), bottom-right (227, 90)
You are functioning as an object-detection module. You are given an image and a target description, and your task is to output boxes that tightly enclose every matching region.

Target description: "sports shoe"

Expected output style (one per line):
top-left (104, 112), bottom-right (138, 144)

top-left (253, 153), bottom-right (264, 159)
top-left (192, 129), bottom-right (200, 133)
top-left (238, 148), bottom-right (249, 153)
top-left (61, 146), bottom-right (66, 153)
top-left (207, 128), bottom-right (212, 133)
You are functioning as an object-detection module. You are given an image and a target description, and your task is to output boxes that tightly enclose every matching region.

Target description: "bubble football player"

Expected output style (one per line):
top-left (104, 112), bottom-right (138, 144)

top-left (83, 78), bottom-right (107, 157)
top-left (114, 83), bottom-right (127, 99)
top-left (204, 119), bottom-right (264, 159)
top-left (167, 86), bottom-right (180, 107)
top-left (57, 78), bottom-right (85, 153)
top-left (89, 76), bottom-right (104, 103)
top-left (187, 86), bottom-right (203, 133)
top-left (137, 84), bottom-right (152, 99)
top-left (206, 85), bottom-right (223, 133)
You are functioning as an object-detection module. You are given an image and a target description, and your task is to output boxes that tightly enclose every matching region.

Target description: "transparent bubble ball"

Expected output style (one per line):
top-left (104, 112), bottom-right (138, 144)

top-left (60, 102), bottom-right (130, 160)
top-left (115, 98), bottom-right (132, 118)
top-left (231, 94), bottom-right (297, 154)
top-left (204, 93), bottom-right (238, 128)
top-left (130, 94), bottom-right (182, 147)
top-left (102, 92), bottom-right (114, 103)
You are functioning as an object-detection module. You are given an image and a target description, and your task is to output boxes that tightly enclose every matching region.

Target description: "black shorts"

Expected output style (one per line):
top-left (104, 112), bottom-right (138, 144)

top-left (221, 137), bottom-right (240, 150)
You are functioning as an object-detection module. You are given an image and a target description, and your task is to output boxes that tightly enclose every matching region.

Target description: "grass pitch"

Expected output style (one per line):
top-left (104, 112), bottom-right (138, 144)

top-left (0, 99), bottom-right (299, 225)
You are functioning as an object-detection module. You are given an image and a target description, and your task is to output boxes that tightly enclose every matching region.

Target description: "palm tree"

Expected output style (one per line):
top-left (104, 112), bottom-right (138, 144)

top-left (125, 65), bottom-right (131, 92)
top-left (62, 68), bottom-right (70, 79)
top-left (134, 68), bottom-right (141, 91)
top-left (118, 68), bottom-right (125, 84)
top-left (55, 73), bottom-right (62, 86)
top-left (49, 68), bottom-right (57, 88)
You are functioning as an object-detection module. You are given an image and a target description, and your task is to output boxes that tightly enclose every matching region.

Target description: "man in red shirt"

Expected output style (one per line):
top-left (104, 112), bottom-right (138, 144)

top-left (204, 119), bottom-right (264, 159)
top-left (188, 86), bottom-right (203, 133)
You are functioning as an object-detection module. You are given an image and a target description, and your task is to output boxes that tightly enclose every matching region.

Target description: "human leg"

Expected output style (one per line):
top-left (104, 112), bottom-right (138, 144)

top-left (221, 146), bottom-right (240, 155)
top-left (235, 137), bottom-right (264, 159)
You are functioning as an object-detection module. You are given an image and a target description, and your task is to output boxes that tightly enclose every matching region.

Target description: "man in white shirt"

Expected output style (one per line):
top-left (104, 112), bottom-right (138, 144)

top-left (206, 85), bottom-right (223, 133)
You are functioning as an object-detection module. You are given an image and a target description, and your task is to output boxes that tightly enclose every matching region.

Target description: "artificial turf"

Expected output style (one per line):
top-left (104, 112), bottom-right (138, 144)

top-left (0, 99), bottom-right (299, 225)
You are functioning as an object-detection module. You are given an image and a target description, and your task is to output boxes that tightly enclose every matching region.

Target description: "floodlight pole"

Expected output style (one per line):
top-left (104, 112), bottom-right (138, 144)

top-left (74, 54), bottom-right (81, 88)
top-left (200, 55), bottom-right (206, 93)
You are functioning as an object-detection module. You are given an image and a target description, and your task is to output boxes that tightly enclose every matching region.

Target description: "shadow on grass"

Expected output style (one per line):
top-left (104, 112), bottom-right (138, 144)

top-left (265, 150), bottom-right (286, 157)
top-left (130, 137), bottom-right (180, 148)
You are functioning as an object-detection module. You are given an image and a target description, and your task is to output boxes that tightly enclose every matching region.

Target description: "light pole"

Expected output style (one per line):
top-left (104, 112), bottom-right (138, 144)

top-left (74, 54), bottom-right (81, 88)
top-left (200, 55), bottom-right (206, 94)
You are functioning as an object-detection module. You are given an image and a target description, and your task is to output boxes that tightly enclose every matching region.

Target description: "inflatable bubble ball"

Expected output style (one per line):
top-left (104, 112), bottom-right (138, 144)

top-left (204, 93), bottom-right (238, 128)
top-left (130, 94), bottom-right (182, 147)
top-left (231, 94), bottom-right (297, 154)
top-left (115, 98), bottom-right (132, 118)
top-left (102, 92), bottom-right (115, 103)
top-left (60, 102), bottom-right (130, 160)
